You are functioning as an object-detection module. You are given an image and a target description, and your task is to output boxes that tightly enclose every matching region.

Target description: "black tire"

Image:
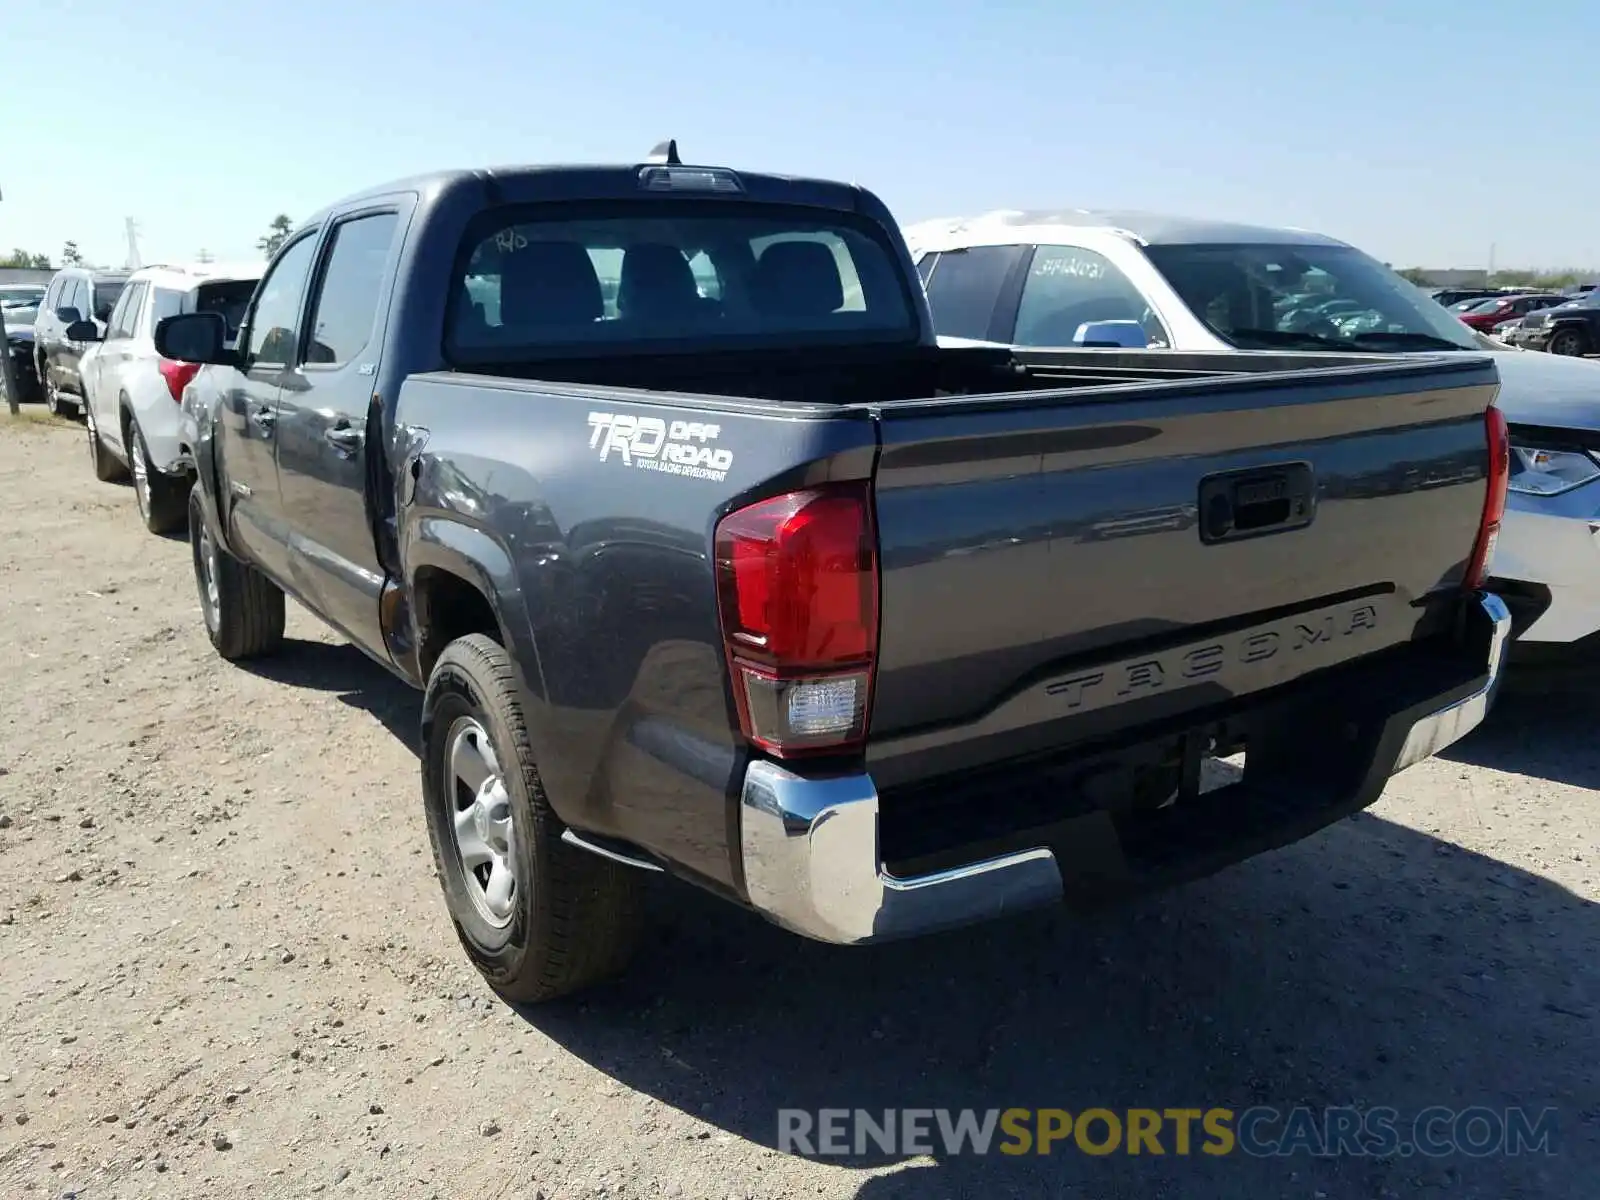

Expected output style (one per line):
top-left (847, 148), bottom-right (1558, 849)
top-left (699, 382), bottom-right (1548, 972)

top-left (421, 634), bottom-right (642, 1003)
top-left (85, 404), bottom-right (128, 482)
top-left (188, 485), bottom-right (285, 660)
top-left (45, 376), bottom-right (79, 418)
top-left (127, 418), bottom-right (188, 534)
top-left (1548, 327), bottom-right (1588, 357)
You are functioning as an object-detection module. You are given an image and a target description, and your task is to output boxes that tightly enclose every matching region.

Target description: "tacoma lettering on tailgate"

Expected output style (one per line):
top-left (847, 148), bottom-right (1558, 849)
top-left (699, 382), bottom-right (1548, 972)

top-left (1046, 601), bottom-right (1381, 711)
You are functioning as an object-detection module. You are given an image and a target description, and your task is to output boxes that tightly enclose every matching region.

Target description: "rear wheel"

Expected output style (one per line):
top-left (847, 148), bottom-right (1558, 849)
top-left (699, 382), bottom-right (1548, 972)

top-left (421, 634), bottom-right (642, 1003)
top-left (189, 486), bottom-right (285, 660)
top-left (126, 417), bottom-right (188, 534)
top-left (1548, 328), bottom-right (1588, 357)
top-left (85, 404), bottom-right (128, 482)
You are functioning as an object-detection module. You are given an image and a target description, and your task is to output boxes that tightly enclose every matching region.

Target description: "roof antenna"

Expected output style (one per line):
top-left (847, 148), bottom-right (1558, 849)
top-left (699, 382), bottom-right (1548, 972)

top-left (645, 139), bottom-right (681, 165)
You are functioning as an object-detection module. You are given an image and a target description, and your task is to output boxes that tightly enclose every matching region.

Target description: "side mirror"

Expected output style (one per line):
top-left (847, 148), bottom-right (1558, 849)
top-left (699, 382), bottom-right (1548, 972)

top-left (154, 312), bottom-right (235, 366)
top-left (94, 305), bottom-right (115, 323)
top-left (55, 305), bottom-right (82, 326)
top-left (65, 320), bottom-right (102, 342)
top-left (1073, 319), bottom-right (1152, 349)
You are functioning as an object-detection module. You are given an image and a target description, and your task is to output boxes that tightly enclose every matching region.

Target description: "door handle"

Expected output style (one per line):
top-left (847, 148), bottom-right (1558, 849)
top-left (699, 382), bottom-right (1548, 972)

top-left (324, 423), bottom-right (363, 454)
top-left (247, 406), bottom-right (276, 436)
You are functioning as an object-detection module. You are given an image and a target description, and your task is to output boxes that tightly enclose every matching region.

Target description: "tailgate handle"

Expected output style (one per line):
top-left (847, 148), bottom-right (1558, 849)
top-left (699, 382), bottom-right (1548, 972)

top-left (1198, 462), bottom-right (1315, 544)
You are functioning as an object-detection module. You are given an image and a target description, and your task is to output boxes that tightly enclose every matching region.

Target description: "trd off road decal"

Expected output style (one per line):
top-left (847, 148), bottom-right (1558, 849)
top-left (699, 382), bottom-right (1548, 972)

top-left (586, 412), bottom-right (734, 482)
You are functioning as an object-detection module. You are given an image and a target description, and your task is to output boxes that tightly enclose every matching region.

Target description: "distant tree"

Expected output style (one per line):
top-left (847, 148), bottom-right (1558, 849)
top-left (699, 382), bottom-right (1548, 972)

top-left (61, 241), bottom-right (83, 266)
top-left (1396, 267), bottom-right (1430, 286)
top-left (257, 214), bottom-right (294, 259)
top-left (0, 249), bottom-right (52, 269)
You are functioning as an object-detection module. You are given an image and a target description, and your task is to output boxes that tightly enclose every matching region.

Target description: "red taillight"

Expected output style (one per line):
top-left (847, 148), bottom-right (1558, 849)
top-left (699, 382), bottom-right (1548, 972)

top-left (158, 359), bottom-right (200, 403)
top-left (1465, 405), bottom-right (1509, 590)
top-left (714, 482), bottom-right (879, 758)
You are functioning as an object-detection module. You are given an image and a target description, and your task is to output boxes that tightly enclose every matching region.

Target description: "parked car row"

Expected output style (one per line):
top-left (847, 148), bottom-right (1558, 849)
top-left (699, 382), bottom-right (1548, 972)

top-left (903, 209), bottom-right (1600, 658)
top-left (17, 262), bottom-right (262, 530)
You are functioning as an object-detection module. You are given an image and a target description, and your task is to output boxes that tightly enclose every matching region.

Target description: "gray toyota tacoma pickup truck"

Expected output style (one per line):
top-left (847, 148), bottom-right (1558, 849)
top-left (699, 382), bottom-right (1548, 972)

top-left (156, 144), bottom-right (1513, 1003)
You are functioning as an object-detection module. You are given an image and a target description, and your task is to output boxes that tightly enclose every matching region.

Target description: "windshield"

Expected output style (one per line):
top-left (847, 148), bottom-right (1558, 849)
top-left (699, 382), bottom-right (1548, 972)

top-left (1142, 242), bottom-right (1482, 351)
top-left (1463, 297), bottom-right (1508, 313)
top-left (1, 286), bottom-right (45, 310)
top-left (446, 203), bottom-right (917, 362)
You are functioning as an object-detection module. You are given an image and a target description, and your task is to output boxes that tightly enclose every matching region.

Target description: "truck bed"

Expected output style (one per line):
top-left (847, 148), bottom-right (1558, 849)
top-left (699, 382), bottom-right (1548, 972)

top-left (393, 343), bottom-right (1499, 892)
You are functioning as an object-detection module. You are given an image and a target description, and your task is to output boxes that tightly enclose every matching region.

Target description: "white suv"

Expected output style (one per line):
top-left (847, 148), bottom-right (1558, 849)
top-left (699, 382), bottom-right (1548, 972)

top-left (82, 262), bottom-right (262, 533)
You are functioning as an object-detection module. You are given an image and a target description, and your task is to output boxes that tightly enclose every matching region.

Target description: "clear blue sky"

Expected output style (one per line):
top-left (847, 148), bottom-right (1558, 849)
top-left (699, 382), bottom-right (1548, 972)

top-left (4, 0), bottom-right (1597, 271)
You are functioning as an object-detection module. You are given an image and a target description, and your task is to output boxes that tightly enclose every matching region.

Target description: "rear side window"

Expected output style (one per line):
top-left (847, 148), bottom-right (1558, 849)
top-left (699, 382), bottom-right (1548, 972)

top-left (445, 203), bottom-right (916, 361)
top-left (304, 212), bottom-right (400, 366)
top-left (922, 245), bottom-right (1023, 340)
top-left (193, 279), bottom-right (259, 339)
top-left (93, 279), bottom-right (126, 321)
top-left (1012, 244), bottom-right (1166, 347)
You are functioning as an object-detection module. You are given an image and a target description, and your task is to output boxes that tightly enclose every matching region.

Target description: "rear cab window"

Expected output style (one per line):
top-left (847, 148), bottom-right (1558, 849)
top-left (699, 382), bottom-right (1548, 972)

top-left (445, 202), bottom-right (917, 361)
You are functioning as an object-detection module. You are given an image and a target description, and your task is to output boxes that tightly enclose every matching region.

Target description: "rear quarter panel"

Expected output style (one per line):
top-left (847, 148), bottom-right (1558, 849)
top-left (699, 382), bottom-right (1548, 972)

top-left (394, 374), bottom-right (877, 891)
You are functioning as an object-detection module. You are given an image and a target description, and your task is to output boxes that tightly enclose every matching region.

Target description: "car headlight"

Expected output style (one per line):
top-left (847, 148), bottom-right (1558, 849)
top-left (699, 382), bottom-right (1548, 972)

top-left (1508, 442), bottom-right (1600, 495)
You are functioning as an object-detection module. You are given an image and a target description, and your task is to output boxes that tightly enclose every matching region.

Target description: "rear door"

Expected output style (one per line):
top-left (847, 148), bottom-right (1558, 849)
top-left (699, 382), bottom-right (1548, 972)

top-left (274, 205), bottom-right (406, 657)
top-left (58, 277), bottom-right (90, 392)
top-left (216, 233), bottom-right (321, 584)
top-left (90, 281), bottom-right (146, 451)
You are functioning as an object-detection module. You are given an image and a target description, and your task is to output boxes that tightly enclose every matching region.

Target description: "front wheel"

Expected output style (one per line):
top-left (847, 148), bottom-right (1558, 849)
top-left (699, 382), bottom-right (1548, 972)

top-left (189, 486), bottom-right (284, 660)
top-left (45, 377), bottom-right (77, 418)
top-left (421, 634), bottom-right (642, 1003)
top-left (1548, 328), bottom-right (1588, 357)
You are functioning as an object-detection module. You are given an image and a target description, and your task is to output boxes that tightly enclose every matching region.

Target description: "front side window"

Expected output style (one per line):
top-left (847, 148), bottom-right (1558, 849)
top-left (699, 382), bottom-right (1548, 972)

top-left (304, 212), bottom-right (400, 366)
top-left (107, 283), bottom-right (145, 340)
top-left (922, 244), bottom-right (1025, 340)
top-left (446, 203), bottom-right (916, 361)
top-left (63, 278), bottom-right (88, 319)
top-left (1143, 242), bottom-right (1481, 351)
top-left (1012, 244), bottom-right (1168, 347)
top-left (244, 236), bottom-right (319, 366)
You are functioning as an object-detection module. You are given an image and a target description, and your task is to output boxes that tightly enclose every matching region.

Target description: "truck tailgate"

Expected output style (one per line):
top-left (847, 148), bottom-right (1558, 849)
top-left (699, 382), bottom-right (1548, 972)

top-left (864, 355), bottom-right (1499, 784)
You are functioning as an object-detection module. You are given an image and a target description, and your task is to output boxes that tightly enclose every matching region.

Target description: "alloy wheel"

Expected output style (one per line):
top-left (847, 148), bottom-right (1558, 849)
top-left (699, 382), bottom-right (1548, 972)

top-left (446, 717), bottom-right (518, 928)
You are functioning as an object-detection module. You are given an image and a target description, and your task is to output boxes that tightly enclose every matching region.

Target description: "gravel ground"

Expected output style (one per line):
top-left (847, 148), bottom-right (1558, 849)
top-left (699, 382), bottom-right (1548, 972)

top-left (0, 413), bottom-right (1595, 1200)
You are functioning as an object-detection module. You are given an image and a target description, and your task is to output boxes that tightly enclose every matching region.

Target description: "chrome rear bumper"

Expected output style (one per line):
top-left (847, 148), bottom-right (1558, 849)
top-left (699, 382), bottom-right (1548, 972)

top-left (738, 591), bottom-right (1512, 946)
top-left (1392, 591), bottom-right (1511, 772)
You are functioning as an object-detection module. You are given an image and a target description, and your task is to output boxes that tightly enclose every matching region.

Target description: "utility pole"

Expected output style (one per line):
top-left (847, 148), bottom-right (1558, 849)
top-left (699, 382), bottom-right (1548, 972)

top-left (0, 185), bottom-right (23, 414)
top-left (125, 218), bottom-right (143, 270)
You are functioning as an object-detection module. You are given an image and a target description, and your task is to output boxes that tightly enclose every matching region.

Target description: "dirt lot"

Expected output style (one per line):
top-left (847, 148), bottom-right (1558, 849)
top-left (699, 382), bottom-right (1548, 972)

top-left (1, 413), bottom-right (1596, 1199)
